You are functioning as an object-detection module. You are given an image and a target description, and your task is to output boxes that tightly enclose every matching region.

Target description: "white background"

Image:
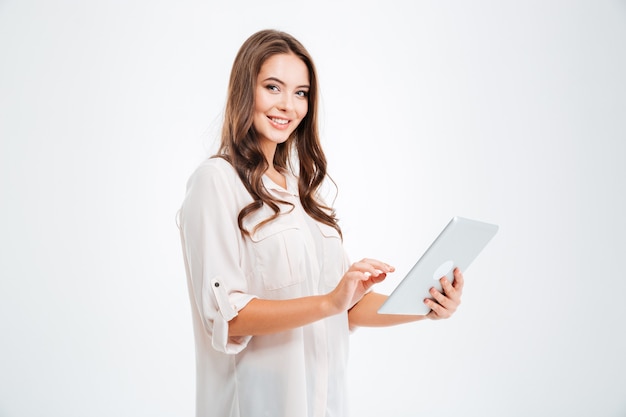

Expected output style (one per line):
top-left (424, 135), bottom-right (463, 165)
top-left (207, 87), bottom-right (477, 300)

top-left (1, 1), bottom-right (625, 416)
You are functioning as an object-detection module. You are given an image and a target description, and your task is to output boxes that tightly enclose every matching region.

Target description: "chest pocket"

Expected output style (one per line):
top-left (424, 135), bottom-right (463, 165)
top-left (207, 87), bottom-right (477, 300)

top-left (315, 222), bottom-right (346, 288)
top-left (250, 219), bottom-right (307, 291)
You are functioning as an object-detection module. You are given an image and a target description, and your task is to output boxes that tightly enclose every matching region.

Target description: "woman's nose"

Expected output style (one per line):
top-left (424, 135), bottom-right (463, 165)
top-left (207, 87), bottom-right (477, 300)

top-left (277, 93), bottom-right (294, 112)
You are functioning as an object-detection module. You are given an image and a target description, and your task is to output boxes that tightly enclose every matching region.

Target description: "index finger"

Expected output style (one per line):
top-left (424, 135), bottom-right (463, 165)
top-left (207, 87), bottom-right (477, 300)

top-left (359, 258), bottom-right (395, 274)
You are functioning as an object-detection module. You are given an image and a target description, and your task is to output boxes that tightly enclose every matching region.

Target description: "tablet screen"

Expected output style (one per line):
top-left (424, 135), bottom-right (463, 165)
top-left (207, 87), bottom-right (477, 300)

top-left (377, 216), bottom-right (498, 315)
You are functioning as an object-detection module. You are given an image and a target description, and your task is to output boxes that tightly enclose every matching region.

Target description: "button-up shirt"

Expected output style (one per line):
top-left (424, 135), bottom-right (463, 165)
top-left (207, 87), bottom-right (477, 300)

top-left (178, 157), bottom-right (351, 417)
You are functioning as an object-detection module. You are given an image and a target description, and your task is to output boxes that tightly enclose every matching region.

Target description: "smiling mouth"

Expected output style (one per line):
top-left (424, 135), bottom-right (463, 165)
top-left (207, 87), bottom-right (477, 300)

top-left (268, 116), bottom-right (289, 126)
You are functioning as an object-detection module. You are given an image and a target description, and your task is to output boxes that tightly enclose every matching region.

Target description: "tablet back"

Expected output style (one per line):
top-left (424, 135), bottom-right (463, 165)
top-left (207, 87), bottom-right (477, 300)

top-left (378, 216), bottom-right (498, 315)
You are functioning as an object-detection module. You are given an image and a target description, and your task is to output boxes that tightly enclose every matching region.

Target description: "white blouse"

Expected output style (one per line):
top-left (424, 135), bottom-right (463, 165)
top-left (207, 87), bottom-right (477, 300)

top-left (178, 157), bottom-right (351, 417)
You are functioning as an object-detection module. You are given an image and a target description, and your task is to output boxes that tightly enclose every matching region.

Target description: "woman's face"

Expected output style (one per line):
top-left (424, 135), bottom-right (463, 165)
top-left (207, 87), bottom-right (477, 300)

top-left (253, 53), bottom-right (309, 158)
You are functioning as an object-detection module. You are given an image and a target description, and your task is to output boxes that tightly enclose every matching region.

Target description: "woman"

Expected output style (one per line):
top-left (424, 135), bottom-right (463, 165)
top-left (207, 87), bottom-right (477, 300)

top-left (178, 29), bottom-right (463, 417)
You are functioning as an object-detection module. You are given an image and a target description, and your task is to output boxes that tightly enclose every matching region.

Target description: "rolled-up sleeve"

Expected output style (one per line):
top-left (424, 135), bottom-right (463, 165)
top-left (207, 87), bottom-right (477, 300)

top-left (178, 160), bottom-right (256, 354)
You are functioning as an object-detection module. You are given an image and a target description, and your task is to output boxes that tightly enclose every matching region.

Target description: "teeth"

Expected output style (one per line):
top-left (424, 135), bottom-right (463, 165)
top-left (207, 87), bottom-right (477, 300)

top-left (270, 117), bottom-right (288, 125)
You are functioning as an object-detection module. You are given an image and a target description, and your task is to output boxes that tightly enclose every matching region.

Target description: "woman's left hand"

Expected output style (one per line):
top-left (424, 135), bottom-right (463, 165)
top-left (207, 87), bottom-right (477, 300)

top-left (424, 267), bottom-right (464, 320)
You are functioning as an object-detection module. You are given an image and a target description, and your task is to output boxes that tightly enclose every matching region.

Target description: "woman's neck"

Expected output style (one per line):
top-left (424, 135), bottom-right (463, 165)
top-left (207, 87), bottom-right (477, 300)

top-left (265, 165), bottom-right (287, 189)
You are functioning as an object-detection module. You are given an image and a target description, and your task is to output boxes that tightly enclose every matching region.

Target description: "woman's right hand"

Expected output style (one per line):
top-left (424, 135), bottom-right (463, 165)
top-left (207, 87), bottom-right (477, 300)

top-left (325, 259), bottom-right (395, 314)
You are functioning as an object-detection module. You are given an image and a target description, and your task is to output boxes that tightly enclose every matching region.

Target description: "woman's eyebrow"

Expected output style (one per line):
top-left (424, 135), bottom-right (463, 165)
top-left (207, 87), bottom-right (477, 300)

top-left (262, 76), bottom-right (310, 89)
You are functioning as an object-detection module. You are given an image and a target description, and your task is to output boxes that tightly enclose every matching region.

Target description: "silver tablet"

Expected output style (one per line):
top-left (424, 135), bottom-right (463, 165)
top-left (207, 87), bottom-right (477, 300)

top-left (378, 216), bottom-right (498, 315)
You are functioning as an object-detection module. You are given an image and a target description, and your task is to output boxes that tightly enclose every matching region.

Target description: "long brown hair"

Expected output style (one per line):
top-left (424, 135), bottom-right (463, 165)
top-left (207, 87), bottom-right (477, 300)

top-left (216, 29), bottom-right (341, 238)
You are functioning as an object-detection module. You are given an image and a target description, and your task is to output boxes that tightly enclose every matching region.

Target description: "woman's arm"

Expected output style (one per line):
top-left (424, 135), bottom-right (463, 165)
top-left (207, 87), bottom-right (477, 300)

top-left (229, 258), bottom-right (395, 337)
top-left (347, 292), bottom-right (428, 327)
top-left (348, 268), bottom-right (465, 327)
top-left (229, 296), bottom-right (334, 336)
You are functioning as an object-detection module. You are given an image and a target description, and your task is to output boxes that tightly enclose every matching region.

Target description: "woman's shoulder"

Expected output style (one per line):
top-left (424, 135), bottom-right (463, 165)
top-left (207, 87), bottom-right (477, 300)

top-left (186, 156), bottom-right (240, 190)
top-left (192, 156), bottom-right (237, 178)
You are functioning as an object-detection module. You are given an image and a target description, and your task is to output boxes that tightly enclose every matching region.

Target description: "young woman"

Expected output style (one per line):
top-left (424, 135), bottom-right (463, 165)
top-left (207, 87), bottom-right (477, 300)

top-left (178, 29), bottom-right (464, 417)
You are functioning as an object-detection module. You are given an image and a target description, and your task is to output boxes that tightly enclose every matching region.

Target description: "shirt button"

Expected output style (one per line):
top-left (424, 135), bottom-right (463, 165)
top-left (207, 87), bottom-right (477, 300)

top-left (214, 282), bottom-right (220, 287)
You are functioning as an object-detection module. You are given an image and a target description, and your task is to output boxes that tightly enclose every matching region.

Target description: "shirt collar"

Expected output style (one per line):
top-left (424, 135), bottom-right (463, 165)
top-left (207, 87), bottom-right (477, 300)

top-left (262, 170), bottom-right (299, 197)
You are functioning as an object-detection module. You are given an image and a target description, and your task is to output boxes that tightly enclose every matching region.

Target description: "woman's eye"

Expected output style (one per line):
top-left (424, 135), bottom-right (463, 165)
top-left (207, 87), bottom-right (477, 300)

top-left (296, 90), bottom-right (308, 98)
top-left (266, 84), bottom-right (279, 92)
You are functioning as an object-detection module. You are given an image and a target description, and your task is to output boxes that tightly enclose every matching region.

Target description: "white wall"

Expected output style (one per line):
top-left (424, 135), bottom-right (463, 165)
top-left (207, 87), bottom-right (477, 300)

top-left (1, 1), bottom-right (625, 416)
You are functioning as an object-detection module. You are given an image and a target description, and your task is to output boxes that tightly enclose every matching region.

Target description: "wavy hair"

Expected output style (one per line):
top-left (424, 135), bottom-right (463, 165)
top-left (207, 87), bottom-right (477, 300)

top-left (215, 29), bottom-right (341, 239)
